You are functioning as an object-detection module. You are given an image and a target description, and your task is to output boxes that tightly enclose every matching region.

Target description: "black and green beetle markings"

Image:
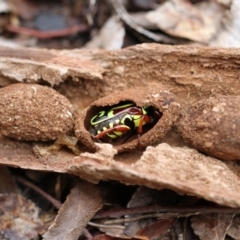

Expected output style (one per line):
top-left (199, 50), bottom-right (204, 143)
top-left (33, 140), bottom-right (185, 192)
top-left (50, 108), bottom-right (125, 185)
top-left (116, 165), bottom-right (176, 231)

top-left (89, 103), bottom-right (161, 142)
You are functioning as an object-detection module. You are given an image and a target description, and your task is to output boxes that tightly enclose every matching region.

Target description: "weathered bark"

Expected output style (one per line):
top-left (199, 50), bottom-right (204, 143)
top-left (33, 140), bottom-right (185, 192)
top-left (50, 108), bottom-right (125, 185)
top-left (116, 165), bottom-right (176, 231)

top-left (1, 44), bottom-right (240, 207)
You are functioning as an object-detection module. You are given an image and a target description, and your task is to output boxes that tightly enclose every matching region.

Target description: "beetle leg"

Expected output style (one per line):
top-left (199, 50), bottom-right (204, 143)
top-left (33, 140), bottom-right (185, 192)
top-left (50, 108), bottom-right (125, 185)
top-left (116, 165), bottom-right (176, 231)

top-left (93, 125), bottom-right (130, 140)
top-left (135, 115), bottom-right (151, 148)
top-left (137, 115), bottom-right (151, 135)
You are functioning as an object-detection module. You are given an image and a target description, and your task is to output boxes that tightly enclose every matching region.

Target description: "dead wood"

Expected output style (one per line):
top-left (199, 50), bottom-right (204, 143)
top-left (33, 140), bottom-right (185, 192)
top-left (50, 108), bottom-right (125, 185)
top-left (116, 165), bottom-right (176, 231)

top-left (1, 44), bottom-right (240, 207)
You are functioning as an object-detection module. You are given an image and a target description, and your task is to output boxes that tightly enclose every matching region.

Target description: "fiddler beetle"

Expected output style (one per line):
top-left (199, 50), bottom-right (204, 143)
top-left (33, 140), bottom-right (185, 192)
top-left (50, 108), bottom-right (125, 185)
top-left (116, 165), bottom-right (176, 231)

top-left (89, 102), bottom-right (161, 143)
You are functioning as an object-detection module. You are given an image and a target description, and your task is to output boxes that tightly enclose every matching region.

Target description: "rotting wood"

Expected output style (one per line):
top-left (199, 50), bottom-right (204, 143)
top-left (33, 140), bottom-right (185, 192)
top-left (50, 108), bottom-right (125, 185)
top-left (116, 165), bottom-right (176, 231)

top-left (1, 44), bottom-right (240, 111)
top-left (1, 44), bottom-right (240, 207)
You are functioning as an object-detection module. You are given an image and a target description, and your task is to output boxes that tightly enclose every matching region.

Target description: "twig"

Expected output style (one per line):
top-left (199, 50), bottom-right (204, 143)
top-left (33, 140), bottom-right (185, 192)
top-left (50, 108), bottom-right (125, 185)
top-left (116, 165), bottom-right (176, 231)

top-left (88, 221), bottom-right (125, 230)
top-left (109, 0), bottom-right (186, 44)
top-left (6, 24), bottom-right (89, 39)
top-left (82, 228), bottom-right (93, 239)
top-left (16, 175), bottom-right (62, 209)
top-left (103, 213), bottom-right (188, 225)
top-left (94, 204), bottom-right (240, 219)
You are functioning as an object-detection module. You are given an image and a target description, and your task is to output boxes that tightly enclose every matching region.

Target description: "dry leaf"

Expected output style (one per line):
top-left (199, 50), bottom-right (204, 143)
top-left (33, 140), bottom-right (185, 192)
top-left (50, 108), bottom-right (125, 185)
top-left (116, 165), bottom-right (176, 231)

top-left (85, 16), bottom-right (125, 50)
top-left (227, 216), bottom-right (240, 239)
top-left (215, 0), bottom-right (232, 6)
top-left (109, 0), bottom-right (181, 44)
top-left (146, 0), bottom-right (224, 43)
top-left (0, 0), bottom-right (10, 13)
top-left (43, 180), bottom-right (103, 240)
top-left (125, 187), bottom-right (176, 236)
top-left (0, 37), bottom-right (22, 48)
top-left (191, 213), bottom-right (234, 240)
top-left (136, 219), bottom-right (175, 239)
top-left (129, 12), bottom-right (158, 30)
top-left (210, 0), bottom-right (240, 47)
top-left (0, 193), bottom-right (45, 239)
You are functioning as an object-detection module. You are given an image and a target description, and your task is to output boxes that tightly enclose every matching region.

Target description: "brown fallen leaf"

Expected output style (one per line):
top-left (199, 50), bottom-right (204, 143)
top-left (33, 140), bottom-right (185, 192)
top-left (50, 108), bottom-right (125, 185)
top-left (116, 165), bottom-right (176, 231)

top-left (85, 15), bottom-right (125, 50)
top-left (136, 219), bottom-right (175, 239)
top-left (210, 0), bottom-right (240, 47)
top-left (109, 0), bottom-right (181, 44)
top-left (0, 193), bottom-right (45, 239)
top-left (124, 187), bottom-right (180, 236)
top-left (215, 0), bottom-right (232, 6)
top-left (191, 213), bottom-right (234, 240)
top-left (43, 180), bottom-right (103, 240)
top-left (227, 216), bottom-right (240, 239)
top-left (145, 0), bottom-right (225, 43)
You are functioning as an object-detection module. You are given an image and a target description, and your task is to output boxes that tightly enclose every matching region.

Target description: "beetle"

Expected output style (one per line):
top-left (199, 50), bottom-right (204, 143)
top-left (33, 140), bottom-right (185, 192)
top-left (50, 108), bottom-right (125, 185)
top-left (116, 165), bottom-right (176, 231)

top-left (89, 102), bottom-right (161, 142)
